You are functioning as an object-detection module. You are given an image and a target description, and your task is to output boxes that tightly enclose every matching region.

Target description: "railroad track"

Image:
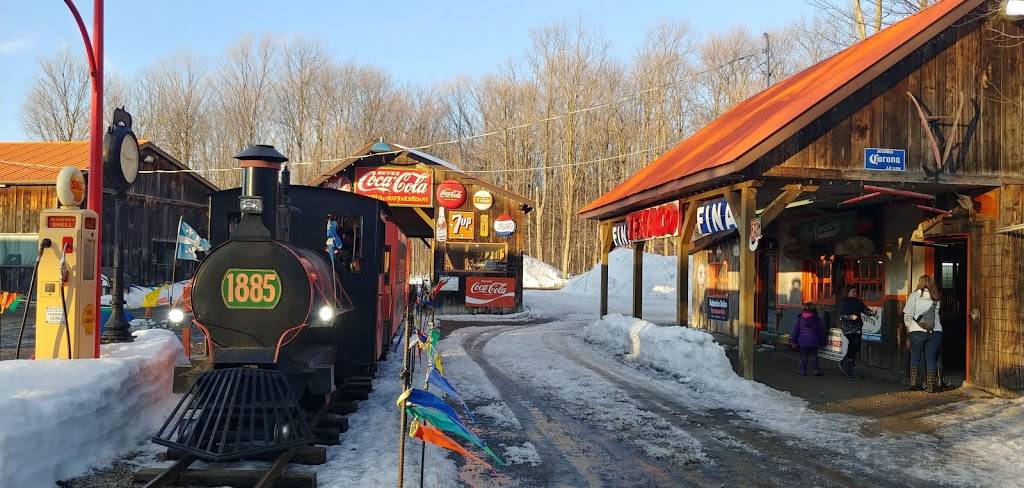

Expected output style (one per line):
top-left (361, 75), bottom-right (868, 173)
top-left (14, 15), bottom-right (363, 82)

top-left (133, 377), bottom-right (373, 488)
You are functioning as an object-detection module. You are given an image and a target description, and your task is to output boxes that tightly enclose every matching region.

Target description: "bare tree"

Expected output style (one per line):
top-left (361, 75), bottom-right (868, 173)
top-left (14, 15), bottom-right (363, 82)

top-left (132, 52), bottom-right (211, 169)
top-left (20, 48), bottom-right (91, 141)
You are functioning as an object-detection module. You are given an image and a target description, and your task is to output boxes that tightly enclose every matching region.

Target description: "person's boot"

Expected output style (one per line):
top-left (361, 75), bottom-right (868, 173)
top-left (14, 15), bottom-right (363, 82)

top-left (908, 367), bottom-right (920, 391)
top-left (838, 358), bottom-right (851, 377)
top-left (924, 372), bottom-right (938, 393)
top-left (937, 369), bottom-right (950, 390)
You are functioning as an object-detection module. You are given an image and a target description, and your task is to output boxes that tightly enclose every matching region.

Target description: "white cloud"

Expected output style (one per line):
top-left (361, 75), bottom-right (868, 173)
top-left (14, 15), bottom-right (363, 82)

top-left (0, 39), bottom-right (33, 56)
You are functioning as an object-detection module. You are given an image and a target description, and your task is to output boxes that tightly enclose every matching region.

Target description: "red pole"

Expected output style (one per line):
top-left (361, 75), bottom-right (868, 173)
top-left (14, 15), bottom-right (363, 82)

top-left (90, 0), bottom-right (104, 358)
top-left (862, 185), bottom-right (935, 201)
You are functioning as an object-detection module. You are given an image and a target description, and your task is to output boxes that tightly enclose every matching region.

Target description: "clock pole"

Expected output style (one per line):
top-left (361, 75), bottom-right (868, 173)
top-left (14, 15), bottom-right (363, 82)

top-left (100, 108), bottom-right (138, 344)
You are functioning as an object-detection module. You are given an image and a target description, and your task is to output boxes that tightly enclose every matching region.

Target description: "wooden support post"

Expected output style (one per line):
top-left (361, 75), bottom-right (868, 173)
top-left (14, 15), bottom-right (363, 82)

top-left (735, 187), bottom-right (758, 380)
top-left (677, 202), bottom-right (699, 326)
top-left (633, 240), bottom-right (645, 319)
top-left (599, 222), bottom-right (613, 317)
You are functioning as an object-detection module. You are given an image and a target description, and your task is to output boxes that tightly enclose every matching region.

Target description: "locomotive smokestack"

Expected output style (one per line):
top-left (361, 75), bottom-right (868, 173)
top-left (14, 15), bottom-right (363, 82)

top-left (234, 145), bottom-right (288, 237)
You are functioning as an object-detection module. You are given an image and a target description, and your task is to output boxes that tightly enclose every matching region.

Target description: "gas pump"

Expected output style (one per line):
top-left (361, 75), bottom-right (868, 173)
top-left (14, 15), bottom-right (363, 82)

top-left (35, 166), bottom-right (99, 360)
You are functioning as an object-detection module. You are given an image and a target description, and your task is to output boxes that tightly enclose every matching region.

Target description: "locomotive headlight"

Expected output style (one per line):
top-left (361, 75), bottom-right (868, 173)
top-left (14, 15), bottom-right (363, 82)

top-left (239, 195), bottom-right (263, 214)
top-left (317, 305), bottom-right (335, 322)
top-left (168, 308), bottom-right (185, 324)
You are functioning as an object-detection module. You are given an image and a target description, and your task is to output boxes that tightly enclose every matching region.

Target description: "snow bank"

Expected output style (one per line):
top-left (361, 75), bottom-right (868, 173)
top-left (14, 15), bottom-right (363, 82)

top-left (564, 249), bottom-right (676, 299)
top-left (0, 329), bottom-right (183, 487)
top-left (522, 255), bottom-right (566, 289)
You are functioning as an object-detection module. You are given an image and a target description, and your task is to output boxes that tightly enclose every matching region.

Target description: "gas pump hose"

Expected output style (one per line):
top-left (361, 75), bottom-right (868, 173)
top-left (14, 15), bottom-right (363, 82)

top-left (59, 276), bottom-right (72, 359)
top-left (15, 239), bottom-right (50, 359)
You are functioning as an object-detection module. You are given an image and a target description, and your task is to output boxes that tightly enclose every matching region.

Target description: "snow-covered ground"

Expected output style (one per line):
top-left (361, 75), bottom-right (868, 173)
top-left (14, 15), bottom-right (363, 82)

top-left (564, 248), bottom-right (676, 300)
top-left (522, 255), bottom-right (566, 290)
top-left (0, 329), bottom-right (184, 487)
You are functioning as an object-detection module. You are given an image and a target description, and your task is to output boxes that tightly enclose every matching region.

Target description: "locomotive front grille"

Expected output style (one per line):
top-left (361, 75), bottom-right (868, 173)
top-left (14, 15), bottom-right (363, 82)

top-left (152, 368), bottom-right (315, 462)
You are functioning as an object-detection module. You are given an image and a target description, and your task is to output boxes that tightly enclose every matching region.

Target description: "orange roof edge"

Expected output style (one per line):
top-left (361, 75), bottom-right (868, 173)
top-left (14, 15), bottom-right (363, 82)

top-left (579, 0), bottom-right (980, 219)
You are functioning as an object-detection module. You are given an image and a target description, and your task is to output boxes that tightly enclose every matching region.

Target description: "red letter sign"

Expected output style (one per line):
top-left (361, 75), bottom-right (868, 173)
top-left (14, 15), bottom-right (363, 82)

top-left (354, 166), bottom-right (433, 207)
top-left (465, 276), bottom-right (516, 308)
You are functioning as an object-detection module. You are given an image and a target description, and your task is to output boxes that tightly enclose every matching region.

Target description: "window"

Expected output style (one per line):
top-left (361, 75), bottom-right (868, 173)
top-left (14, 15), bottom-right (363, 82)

top-left (326, 215), bottom-right (363, 274)
top-left (706, 261), bottom-right (730, 296)
top-left (151, 240), bottom-right (176, 267)
top-left (0, 234), bottom-right (38, 266)
top-left (845, 257), bottom-right (884, 306)
top-left (804, 255), bottom-right (836, 304)
top-left (443, 243), bottom-right (507, 273)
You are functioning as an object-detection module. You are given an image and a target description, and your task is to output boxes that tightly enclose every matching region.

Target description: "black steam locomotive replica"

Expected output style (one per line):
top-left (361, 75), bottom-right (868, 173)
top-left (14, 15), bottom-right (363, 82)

top-left (153, 145), bottom-right (409, 461)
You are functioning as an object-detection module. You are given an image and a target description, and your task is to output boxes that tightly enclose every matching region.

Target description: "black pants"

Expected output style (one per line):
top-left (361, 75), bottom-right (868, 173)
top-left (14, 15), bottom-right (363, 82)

top-left (842, 333), bottom-right (862, 366)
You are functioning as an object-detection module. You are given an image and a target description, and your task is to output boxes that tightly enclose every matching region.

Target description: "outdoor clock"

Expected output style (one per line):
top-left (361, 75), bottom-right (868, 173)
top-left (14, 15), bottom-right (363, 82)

top-left (103, 107), bottom-right (139, 192)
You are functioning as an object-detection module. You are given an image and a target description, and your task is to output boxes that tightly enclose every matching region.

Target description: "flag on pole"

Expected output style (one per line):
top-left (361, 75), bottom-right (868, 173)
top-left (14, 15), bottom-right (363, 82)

top-left (0, 292), bottom-right (22, 313)
top-left (405, 404), bottom-right (504, 466)
top-left (427, 368), bottom-right (476, 424)
top-left (410, 420), bottom-right (492, 469)
top-left (142, 285), bottom-right (168, 308)
top-left (176, 220), bottom-right (210, 261)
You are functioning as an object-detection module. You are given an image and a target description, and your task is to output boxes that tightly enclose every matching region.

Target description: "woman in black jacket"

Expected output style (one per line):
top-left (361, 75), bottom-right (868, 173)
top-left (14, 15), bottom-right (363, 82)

top-left (837, 285), bottom-right (876, 378)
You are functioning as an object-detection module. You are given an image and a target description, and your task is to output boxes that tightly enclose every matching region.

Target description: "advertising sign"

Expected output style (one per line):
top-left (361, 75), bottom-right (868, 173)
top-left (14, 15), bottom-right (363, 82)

top-left (864, 148), bottom-right (906, 171)
top-left (819, 328), bottom-right (848, 361)
top-left (435, 207), bottom-right (447, 242)
top-left (626, 201), bottom-right (680, 241)
top-left (480, 214), bottom-right (490, 237)
top-left (862, 306), bottom-right (883, 342)
top-left (221, 269), bottom-right (282, 310)
top-left (494, 214), bottom-right (516, 238)
top-left (611, 221), bottom-right (631, 248)
top-left (707, 296), bottom-right (729, 321)
top-left (448, 211), bottom-right (475, 240)
top-left (795, 212), bottom-right (859, 242)
top-left (466, 276), bottom-right (516, 308)
top-left (472, 189), bottom-right (494, 210)
top-left (748, 216), bottom-right (762, 251)
top-left (696, 199), bottom-right (736, 235)
top-left (436, 179), bottom-right (468, 209)
top-left (354, 166), bottom-right (433, 207)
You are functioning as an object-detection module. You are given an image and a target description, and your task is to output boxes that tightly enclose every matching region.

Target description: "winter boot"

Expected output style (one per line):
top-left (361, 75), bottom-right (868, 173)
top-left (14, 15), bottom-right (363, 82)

top-left (924, 372), bottom-right (938, 393)
top-left (838, 358), bottom-right (851, 377)
top-left (907, 367), bottom-right (920, 391)
top-left (937, 369), bottom-right (950, 390)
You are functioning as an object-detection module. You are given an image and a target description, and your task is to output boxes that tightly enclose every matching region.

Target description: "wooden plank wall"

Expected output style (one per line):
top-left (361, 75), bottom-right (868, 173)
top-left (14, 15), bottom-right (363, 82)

top-left (775, 9), bottom-right (1024, 180)
top-left (0, 185), bottom-right (57, 233)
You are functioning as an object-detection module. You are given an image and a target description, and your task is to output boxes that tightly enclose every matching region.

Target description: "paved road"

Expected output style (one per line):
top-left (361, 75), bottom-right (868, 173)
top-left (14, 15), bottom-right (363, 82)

top-left (445, 320), bottom-right (943, 488)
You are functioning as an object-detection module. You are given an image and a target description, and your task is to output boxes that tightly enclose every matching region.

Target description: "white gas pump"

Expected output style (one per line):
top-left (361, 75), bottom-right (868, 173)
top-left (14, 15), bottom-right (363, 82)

top-left (35, 166), bottom-right (99, 359)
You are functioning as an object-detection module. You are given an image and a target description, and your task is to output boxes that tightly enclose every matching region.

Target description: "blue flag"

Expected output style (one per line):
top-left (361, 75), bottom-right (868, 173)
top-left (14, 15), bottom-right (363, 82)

top-left (428, 368), bottom-right (476, 424)
top-left (176, 219), bottom-right (210, 261)
top-left (326, 220), bottom-right (343, 261)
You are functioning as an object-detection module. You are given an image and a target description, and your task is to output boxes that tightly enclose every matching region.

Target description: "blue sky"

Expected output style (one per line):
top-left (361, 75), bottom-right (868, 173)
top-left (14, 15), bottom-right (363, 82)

top-left (0, 1), bottom-right (817, 140)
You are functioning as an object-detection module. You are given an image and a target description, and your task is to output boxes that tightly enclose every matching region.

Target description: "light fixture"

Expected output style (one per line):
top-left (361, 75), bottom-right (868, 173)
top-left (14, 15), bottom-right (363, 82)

top-left (755, 197), bottom-right (815, 215)
top-left (168, 308), bottom-right (185, 324)
top-left (239, 196), bottom-right (264, 214)
top-left (1008, 0), bottom-right (1024, 16)
top-left (317, 305), bottom-right (335, 322)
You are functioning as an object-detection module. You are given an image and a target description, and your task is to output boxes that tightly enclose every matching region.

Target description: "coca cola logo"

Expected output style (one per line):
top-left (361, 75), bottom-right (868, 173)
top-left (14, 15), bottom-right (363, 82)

top-left (357, 170), bottom-right (430, 194)
top-left (436, 179), bottom-right (467, 209)
top-left (470, 281), bottom-right (510, 295)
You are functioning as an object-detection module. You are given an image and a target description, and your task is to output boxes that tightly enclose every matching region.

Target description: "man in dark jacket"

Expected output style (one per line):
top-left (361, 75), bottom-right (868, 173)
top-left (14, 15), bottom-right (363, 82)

top-left (837, 285), bottom-right (876, 378)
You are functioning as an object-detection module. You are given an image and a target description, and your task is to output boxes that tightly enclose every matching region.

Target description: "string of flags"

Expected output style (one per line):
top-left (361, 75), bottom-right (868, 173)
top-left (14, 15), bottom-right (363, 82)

top-left (0, 291), bottom-right (23, 314)
top-left (397, 287), bottom-right (503, 471)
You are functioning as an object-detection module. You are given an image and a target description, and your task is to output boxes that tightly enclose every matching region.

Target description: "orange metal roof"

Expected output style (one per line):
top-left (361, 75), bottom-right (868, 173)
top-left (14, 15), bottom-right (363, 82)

top-left (579, 0), bottom-right (978, 218)
top-left (0, 141), bottom-right (93, 183)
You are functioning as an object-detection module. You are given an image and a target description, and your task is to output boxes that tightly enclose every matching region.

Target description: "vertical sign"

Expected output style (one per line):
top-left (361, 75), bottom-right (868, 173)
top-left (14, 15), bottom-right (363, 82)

top-left (479, 214), bottom-right (490, 237)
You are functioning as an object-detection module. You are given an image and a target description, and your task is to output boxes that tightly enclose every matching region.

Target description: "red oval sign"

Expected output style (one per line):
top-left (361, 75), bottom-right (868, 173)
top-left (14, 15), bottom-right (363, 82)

top-left (436, 179), bottom-right (467, 209)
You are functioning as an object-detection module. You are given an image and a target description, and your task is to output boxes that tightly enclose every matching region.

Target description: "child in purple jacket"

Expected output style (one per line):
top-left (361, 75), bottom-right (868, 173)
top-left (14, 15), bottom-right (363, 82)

top-left (790, 302), bottom-right (826, 376)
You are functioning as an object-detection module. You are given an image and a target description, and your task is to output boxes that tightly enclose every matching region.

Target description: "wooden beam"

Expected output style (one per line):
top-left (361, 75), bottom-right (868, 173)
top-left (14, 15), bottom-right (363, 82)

top-left (676, 202), bottom-right (698, 326)
top-left (758, 184), bottom-right (816, 226)
top-left (599, 222), bottom-right (613, 317)
top-left (737, 186), bottom-right (757, 380)
top-left (633, 240), bottom-right (645, 319)
top-left (681, 180), bottom-right (760, 206)
top-left (412, 207), bottom-right (434, 228)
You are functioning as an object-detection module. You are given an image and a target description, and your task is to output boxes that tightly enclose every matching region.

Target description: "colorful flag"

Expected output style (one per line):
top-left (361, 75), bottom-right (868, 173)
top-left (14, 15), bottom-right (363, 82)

top-left (400, 388), bottom-right (463, 425)
top-left (410, 420), bottom-right (491, 469)
top-left (0, 292), bottom-right (22, 313)
top-left (428, 368), bottom-right (476, 424)
top-left (405, 404), bottom-right (504, 466)
top-left (433, 352), bottom-right (444, 375)
top-left (326, 220), bottom-right (343, 261)
top-left (176, 219), bottom-right (211, 261)
top-left (142, 285), bottom-right (166, 308)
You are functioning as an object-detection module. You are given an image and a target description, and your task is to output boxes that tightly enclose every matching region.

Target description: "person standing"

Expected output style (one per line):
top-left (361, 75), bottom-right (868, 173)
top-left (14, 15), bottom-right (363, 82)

top-left (790, 303), bottom-right (826, 376)
top-left (837, 285), bottom-right (877, 378)
top-left (903, 275), bottom-right (943, 392)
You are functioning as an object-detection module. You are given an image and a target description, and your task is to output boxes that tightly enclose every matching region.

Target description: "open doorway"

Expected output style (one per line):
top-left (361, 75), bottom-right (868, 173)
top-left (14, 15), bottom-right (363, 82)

top-left (933, 239), bottom-right (968, 379)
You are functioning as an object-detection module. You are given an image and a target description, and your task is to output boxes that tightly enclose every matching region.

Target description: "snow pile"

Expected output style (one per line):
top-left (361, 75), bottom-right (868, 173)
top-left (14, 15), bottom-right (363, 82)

top-left (0, 329), bottom-right (183, 487)
top-left (564, 249), bottom-right (676, 299)
top-left (522, 255), bottom-right (566, 289)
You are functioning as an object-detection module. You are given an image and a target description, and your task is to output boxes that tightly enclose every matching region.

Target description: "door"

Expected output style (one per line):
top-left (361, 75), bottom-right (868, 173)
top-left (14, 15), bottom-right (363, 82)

top-left (934, 240), bottom-right (967, 374)
top-left (754, 250), bottom-right (778, 343)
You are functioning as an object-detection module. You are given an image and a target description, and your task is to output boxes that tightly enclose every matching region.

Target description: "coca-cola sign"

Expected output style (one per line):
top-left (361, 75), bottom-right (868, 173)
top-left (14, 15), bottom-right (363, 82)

top-left (436, 179), bottom-right (467, 209)
top-left (354, 166), bottom-right (433, 207)
top-left (466, 276), bottom-right (516, 308)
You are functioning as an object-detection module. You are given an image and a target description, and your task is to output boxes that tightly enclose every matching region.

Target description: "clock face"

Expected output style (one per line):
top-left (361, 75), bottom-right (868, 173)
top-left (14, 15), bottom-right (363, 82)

top-left (120, 134), bottom-right (139, 184)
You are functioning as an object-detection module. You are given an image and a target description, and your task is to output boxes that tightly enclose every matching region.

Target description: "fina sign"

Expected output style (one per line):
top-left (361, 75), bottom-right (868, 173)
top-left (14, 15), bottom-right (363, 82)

top-left (864, 148), bottom-right (906, 171)
top-left (696, 199), bottom-right (736, 235)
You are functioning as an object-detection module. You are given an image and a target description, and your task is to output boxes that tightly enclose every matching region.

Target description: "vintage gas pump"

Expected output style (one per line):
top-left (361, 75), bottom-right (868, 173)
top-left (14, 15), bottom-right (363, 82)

top-left (35, 166), bottom-right (99, 359)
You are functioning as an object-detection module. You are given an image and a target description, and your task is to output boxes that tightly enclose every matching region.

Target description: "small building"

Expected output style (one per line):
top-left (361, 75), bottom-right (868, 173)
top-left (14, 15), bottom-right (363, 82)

top-left (581, 0), bottom-right (1024, 394)
top-left (0, 141), bottom-right (218, 292)
top-left (312, 141), bottom-right (533, 312)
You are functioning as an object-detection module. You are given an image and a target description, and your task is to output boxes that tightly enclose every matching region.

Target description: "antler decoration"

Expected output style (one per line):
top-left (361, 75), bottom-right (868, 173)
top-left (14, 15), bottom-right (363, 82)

top-left (907, 91), bottom-right (964, 179)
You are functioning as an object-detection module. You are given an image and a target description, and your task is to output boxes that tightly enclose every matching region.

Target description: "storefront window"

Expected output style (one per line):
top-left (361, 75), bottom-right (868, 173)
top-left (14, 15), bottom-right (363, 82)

top-left (804, 255), bottom-right (835, 304)
top-left (443, 243), bottom-right (507, 273)
top-left (845, 257), bottom-right (884, 306)
top-left (0, 234), bottom-right (38, 267)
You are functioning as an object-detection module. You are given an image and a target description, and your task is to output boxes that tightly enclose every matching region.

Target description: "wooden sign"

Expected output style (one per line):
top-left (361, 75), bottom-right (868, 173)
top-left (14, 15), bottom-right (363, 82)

top-left (354, 166), bottom-right (433, 207)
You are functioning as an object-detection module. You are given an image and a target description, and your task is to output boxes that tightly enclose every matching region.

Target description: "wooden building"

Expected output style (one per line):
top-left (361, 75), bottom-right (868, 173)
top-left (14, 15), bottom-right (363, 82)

top-left (580, 0), bottom-right (1024, 394)
top-left (311, 141), bottom-right (533, 312)
top-left (0, 141), bottom-right (218, 292)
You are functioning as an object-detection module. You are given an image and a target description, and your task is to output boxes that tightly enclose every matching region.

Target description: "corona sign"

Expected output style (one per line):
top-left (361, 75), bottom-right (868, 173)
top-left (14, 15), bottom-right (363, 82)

top-left (354, 166), bottom-right (433, 207)
top-left (626, 201), bottom-right (680, 241)
top-left (466, 276), bottom-right (516, 308)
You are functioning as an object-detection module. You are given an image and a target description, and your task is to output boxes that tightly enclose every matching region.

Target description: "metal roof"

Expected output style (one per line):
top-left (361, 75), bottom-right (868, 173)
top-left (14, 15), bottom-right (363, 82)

top-left (578, 0), bottom-right (980, 220)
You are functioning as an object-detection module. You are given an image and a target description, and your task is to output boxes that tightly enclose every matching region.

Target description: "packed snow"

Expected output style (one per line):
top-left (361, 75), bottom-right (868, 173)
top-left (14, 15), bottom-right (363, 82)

top-left (502, 442), bottom-right (542, 466)
top-left (522, 255), bottom-right (566, 289)
top-left (0, 329), bottom-right (184, 487)
top-left (563, 248), bottom-right (676, 299)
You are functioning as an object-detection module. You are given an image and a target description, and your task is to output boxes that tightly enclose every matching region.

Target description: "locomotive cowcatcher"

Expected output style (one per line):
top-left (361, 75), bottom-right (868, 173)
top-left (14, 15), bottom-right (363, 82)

top-left (152, 145), bottom-right (409, 461)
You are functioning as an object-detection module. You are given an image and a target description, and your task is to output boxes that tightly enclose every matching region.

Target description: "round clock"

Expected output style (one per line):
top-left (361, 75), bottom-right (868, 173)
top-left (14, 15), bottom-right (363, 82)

top-left (120, 133), bottom-right (139, 185)
top-left (103, 124), bottom-right (139, 192)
